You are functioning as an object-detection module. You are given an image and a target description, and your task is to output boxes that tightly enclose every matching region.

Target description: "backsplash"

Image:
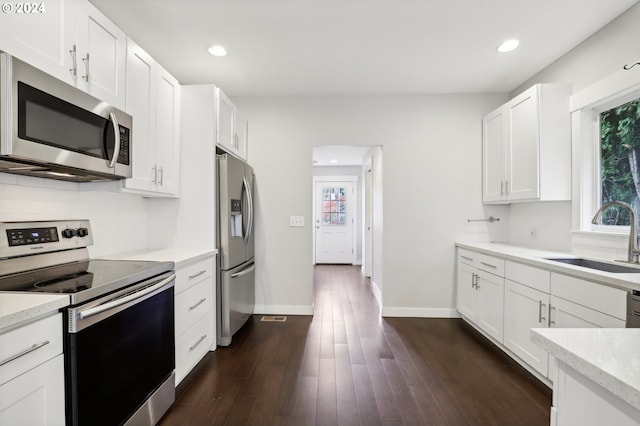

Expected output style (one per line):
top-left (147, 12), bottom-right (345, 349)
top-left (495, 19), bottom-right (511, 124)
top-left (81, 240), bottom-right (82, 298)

top-left (0, 177), bottom-right (150, 257)
top-left (508, 201), bottom-right (572, 251)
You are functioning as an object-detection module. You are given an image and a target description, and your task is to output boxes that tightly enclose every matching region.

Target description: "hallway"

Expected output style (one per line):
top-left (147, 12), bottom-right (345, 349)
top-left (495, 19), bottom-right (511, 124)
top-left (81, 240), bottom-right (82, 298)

top-left (161, 265), bottom-right (551, 425)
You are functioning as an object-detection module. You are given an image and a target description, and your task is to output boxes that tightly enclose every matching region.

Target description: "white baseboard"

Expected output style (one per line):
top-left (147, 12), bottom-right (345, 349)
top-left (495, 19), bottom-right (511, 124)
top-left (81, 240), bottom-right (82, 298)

top-left (381, 307), bottom-right (460, 318)
top-left (254, 304), bottom-right (314, 316)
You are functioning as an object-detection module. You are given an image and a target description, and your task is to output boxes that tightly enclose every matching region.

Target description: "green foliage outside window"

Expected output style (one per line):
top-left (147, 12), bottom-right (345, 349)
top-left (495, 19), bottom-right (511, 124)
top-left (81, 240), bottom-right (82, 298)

top-left (600, 97), bottom-right (640, 226)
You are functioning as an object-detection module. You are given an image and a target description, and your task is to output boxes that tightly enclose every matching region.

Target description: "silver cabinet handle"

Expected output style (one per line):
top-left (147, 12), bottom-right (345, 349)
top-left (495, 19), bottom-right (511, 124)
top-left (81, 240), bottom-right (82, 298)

top-left (0, 340), bottom-right (50, 367)
top-left (81, 53), bottom-right (90, 82)
top-left (152, 165), bottom-right (157, 184)
top-left (460, 255), bottom-right (474, 262)
top-left (479, 261), bottom-right (497, 269)
top-left (505, 180), bottom-right (509, 195)
top-left (188, 270), bottom-right (207, 280)
top-left (538, 301), bottom-right (546, 323)
top-left (188, 298), bottom-right (207, 311)
top-left (69, 45), bottom-right (77, 76)
top-left (500, 180), bottom-right (504, 196)
top-left (548, 305), bottom-right (556, 327)
top-left (189, 335), bottom-right (207, 351)
top-left (159, 166), bottom-right (164, 186)
top-left (108, 112), bottom-right (120, 169)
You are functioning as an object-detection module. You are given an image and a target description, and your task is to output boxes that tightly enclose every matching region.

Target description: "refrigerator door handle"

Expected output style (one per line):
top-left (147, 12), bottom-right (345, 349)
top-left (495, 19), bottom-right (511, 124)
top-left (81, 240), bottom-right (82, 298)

top-left (230, 263), bottom-right (256, 278)
top-left (243, 177), bottom-right (254, 244)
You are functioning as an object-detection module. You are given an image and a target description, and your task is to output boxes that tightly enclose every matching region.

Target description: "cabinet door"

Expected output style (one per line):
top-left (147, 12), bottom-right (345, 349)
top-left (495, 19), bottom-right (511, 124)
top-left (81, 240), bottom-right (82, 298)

top-left (0, 0), bottom-right (77, 85)
top-left (154, 67), bottom-right (181, 195)
top-left (216, 88), bottom-right (236, 153)
top-left (482, 107), bottom-right (506, 203)
top-left (476, 270), bottom-right (504, 342)
top-left (456, 262), bottom-right (477, 321)
top-left (124, 39), bottom-right (155, 192)
top-left (235, 110), bottom-right (249, 160)
top-left (0, 354), bottom-right (65, 426)
top-left (506, 87), bottom-right (540, 201)
top-left (76, 1), bottom-right (127, 109)
top-left (550, 296), bottom-right (625, 328)
top-left (504, 280), bottom-right (549, 376)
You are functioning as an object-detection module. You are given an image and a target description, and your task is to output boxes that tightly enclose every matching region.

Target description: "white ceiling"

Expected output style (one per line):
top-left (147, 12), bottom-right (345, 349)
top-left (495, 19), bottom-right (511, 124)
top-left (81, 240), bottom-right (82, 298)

top-left (91, 0), bottom-right (638, 97)
top-left (313, 146), bottom-right (372, 167)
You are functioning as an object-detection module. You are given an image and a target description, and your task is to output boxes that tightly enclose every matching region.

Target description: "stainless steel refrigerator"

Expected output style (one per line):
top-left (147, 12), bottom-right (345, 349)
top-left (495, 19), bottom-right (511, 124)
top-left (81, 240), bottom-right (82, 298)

top-left (216, 153), bottom-right (255, 346)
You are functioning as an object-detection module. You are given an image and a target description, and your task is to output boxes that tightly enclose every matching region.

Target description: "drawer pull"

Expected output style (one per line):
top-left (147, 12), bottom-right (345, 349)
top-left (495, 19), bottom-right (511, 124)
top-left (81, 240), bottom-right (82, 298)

top-left (0, 340), bottom-right (50, 367)
top-left (188, 298), bottom-right (207, 311)
top-left (461, 255), bottom-right (474, 262)
top-left (189, 335), bottom-right (207, 351)
top-left (538, 301), bottom-right (547, 323)
top-left (479, 261), bottom-right (497, 269)
top-left (188, 270), bottom-right (207, 280)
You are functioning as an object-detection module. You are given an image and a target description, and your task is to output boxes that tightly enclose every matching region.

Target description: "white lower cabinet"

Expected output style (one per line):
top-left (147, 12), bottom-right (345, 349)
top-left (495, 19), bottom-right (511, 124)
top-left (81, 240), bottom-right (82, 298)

top-left (0, 313), bottom-right (65, 426)
top-left (504, 280), bottom-right (550, 376)
top-left (174, 255), bottom-right (216, 385)
top-left (0, 354), bottom-right (65, 426)
top-left (457, 247), bottom-right (629, 387)
top-left (456, 250), bottom-right (504, 343)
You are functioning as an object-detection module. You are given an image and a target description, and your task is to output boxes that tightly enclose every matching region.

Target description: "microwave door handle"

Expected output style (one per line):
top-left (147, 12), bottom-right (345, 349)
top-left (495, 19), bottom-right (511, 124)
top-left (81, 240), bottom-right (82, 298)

top-left (108, 112), bottom-right (121, 169)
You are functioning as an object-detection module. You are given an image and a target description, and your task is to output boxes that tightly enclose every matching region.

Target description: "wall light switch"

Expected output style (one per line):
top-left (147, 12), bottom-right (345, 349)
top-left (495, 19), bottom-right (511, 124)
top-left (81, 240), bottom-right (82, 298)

top-left (289, 216), bottom-right (304, 227)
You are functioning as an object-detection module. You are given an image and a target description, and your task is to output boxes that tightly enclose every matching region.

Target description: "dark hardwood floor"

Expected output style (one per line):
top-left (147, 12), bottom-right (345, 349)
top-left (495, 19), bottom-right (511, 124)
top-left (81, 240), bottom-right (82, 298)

top-left (160, 265), bottom-right (551, 425)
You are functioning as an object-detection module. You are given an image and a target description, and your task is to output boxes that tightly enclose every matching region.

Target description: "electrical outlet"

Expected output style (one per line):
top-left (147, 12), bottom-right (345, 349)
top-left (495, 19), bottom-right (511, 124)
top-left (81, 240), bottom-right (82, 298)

top-left (289, 216), bottom-right (304, 227)
top-left (529, 227), bottom-right (537, 239)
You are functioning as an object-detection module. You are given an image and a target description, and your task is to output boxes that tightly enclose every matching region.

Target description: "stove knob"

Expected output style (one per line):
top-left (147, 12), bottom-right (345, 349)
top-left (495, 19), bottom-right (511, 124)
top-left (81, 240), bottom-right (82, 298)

top-left (62, 228), bottom-right (76, 239)
top-left (76, 227), bottom-right (89, 238)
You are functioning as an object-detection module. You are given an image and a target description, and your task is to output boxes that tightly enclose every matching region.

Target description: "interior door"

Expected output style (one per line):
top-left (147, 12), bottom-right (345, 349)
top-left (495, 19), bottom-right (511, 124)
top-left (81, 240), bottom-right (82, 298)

top-left (314, 181), bottom-right (354, 264)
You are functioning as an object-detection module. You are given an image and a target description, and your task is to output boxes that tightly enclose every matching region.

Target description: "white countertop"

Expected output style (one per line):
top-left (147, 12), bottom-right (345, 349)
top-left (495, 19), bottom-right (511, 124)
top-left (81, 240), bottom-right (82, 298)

top-left (531, 328), bottom-right (640, 411)
top-left (101, 248), bottom-right (218, 269)
top-left (456, 242), bottom-right (640, 293)
top-left (0, 293), bottom-right (69, 332)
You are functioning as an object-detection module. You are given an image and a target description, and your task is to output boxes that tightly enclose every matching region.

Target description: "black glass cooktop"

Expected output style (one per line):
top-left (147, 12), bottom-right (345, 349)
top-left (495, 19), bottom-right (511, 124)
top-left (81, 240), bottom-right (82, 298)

top-left (0, 259), bottom-right (173, 304)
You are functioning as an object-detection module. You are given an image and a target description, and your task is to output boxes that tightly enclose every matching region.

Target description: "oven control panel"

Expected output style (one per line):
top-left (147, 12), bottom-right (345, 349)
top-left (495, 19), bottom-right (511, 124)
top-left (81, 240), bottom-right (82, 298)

top-left (0, 220), bottom-right (93, 258)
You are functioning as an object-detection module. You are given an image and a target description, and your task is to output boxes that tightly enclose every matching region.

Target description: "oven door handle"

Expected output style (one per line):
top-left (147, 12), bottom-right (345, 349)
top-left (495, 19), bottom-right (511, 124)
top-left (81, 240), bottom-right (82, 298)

top-left (77, 273), bottom-right (175, 320)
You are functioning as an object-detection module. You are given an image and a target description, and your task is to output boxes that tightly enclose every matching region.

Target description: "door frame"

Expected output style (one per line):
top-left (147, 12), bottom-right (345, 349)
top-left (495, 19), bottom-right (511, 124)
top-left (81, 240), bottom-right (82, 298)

top-left (312, 175), bottom-right (359, 265)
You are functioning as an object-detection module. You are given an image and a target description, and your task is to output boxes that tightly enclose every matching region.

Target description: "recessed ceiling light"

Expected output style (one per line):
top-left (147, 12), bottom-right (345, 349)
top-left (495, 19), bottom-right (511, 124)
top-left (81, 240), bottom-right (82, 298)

top-left (497, 39), bottom-right (519, 53)
top-left (208, 45), bottom-right (227, 57)
top-left (330, 159), bottom-right (338, 164)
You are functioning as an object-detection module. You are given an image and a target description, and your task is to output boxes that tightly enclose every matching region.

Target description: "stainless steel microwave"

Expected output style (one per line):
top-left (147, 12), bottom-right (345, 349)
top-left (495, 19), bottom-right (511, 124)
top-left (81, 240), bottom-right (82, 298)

top-left (0, 53), bottom-right (132, 182)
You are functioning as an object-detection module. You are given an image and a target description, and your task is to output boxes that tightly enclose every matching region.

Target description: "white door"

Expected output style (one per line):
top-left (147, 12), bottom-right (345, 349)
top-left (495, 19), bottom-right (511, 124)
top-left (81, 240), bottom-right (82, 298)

top-left (315, 181), bottom-right (355, 264)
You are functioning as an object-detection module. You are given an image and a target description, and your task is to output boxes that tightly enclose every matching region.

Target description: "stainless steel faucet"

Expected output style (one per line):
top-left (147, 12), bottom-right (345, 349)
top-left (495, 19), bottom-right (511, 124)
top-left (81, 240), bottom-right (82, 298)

top-left (591, 201), bottom-right (640, 263)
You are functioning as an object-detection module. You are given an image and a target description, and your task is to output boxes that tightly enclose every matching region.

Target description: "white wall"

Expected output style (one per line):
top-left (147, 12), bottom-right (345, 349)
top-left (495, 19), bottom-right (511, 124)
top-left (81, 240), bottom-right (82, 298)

top-left (0, 175), bottom-right (150, 257)
top-left (505, 2), bottom-right (640, 253)
top-left (234, 94), bottom-right (506, 316)
top-left (312, 165), bottom-right (363, 263)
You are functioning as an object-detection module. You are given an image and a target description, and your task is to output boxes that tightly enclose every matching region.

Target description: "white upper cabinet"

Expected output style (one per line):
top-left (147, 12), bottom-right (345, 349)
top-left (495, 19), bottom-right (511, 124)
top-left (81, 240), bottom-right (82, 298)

top-left (0, 0), bottom-right (77, 86)
top-left (75, 1), bottom-right (127, 109)
top-left (0, 0), bottom-right (126, 109)
top-left (482, 84), bottom-right (572, 204)
top-left (215, 87), bottom-right (248, 161)
top-left (123, 38), bottom-right (180, 197)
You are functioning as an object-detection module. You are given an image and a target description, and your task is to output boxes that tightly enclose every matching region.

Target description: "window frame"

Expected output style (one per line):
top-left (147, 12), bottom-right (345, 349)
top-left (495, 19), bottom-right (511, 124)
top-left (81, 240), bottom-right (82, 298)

top-left (572, 69), bottom-right (640, 235)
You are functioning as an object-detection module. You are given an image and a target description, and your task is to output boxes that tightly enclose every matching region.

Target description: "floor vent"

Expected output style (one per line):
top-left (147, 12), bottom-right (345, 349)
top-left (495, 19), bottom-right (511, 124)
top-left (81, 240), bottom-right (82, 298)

top-left (260, 315), bottom-right (287, 322)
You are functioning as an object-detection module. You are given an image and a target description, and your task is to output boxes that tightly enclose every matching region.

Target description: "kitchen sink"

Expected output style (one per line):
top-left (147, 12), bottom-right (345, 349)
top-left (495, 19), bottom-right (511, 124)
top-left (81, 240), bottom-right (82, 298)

top-left (544, 257), bottom-right (640, 273)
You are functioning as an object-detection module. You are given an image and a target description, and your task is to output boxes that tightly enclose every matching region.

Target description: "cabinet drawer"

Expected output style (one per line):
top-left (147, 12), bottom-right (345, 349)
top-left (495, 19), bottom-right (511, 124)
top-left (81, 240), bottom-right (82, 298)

top-left (457, 248), bottom-right (478, 266)
top-left (175, 313), bottom-right (213, 385)
top-left (476, 253), bottom-right (505, 276)
top-left (175, 278), bottom-right (214, 337)
top-left (505, 261), bottom-right (550, 293)
top-left (175, 257), bottom-right (214, 294)
top-left (0, 313), bottom-right (63, 386)
top-left (551, 273), bottom-right (627, 320)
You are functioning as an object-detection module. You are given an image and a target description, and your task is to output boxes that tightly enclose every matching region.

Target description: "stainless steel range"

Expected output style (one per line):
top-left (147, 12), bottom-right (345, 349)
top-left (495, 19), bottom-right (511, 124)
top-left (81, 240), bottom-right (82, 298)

top-left (0, 220), bottom-right (176, 426)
